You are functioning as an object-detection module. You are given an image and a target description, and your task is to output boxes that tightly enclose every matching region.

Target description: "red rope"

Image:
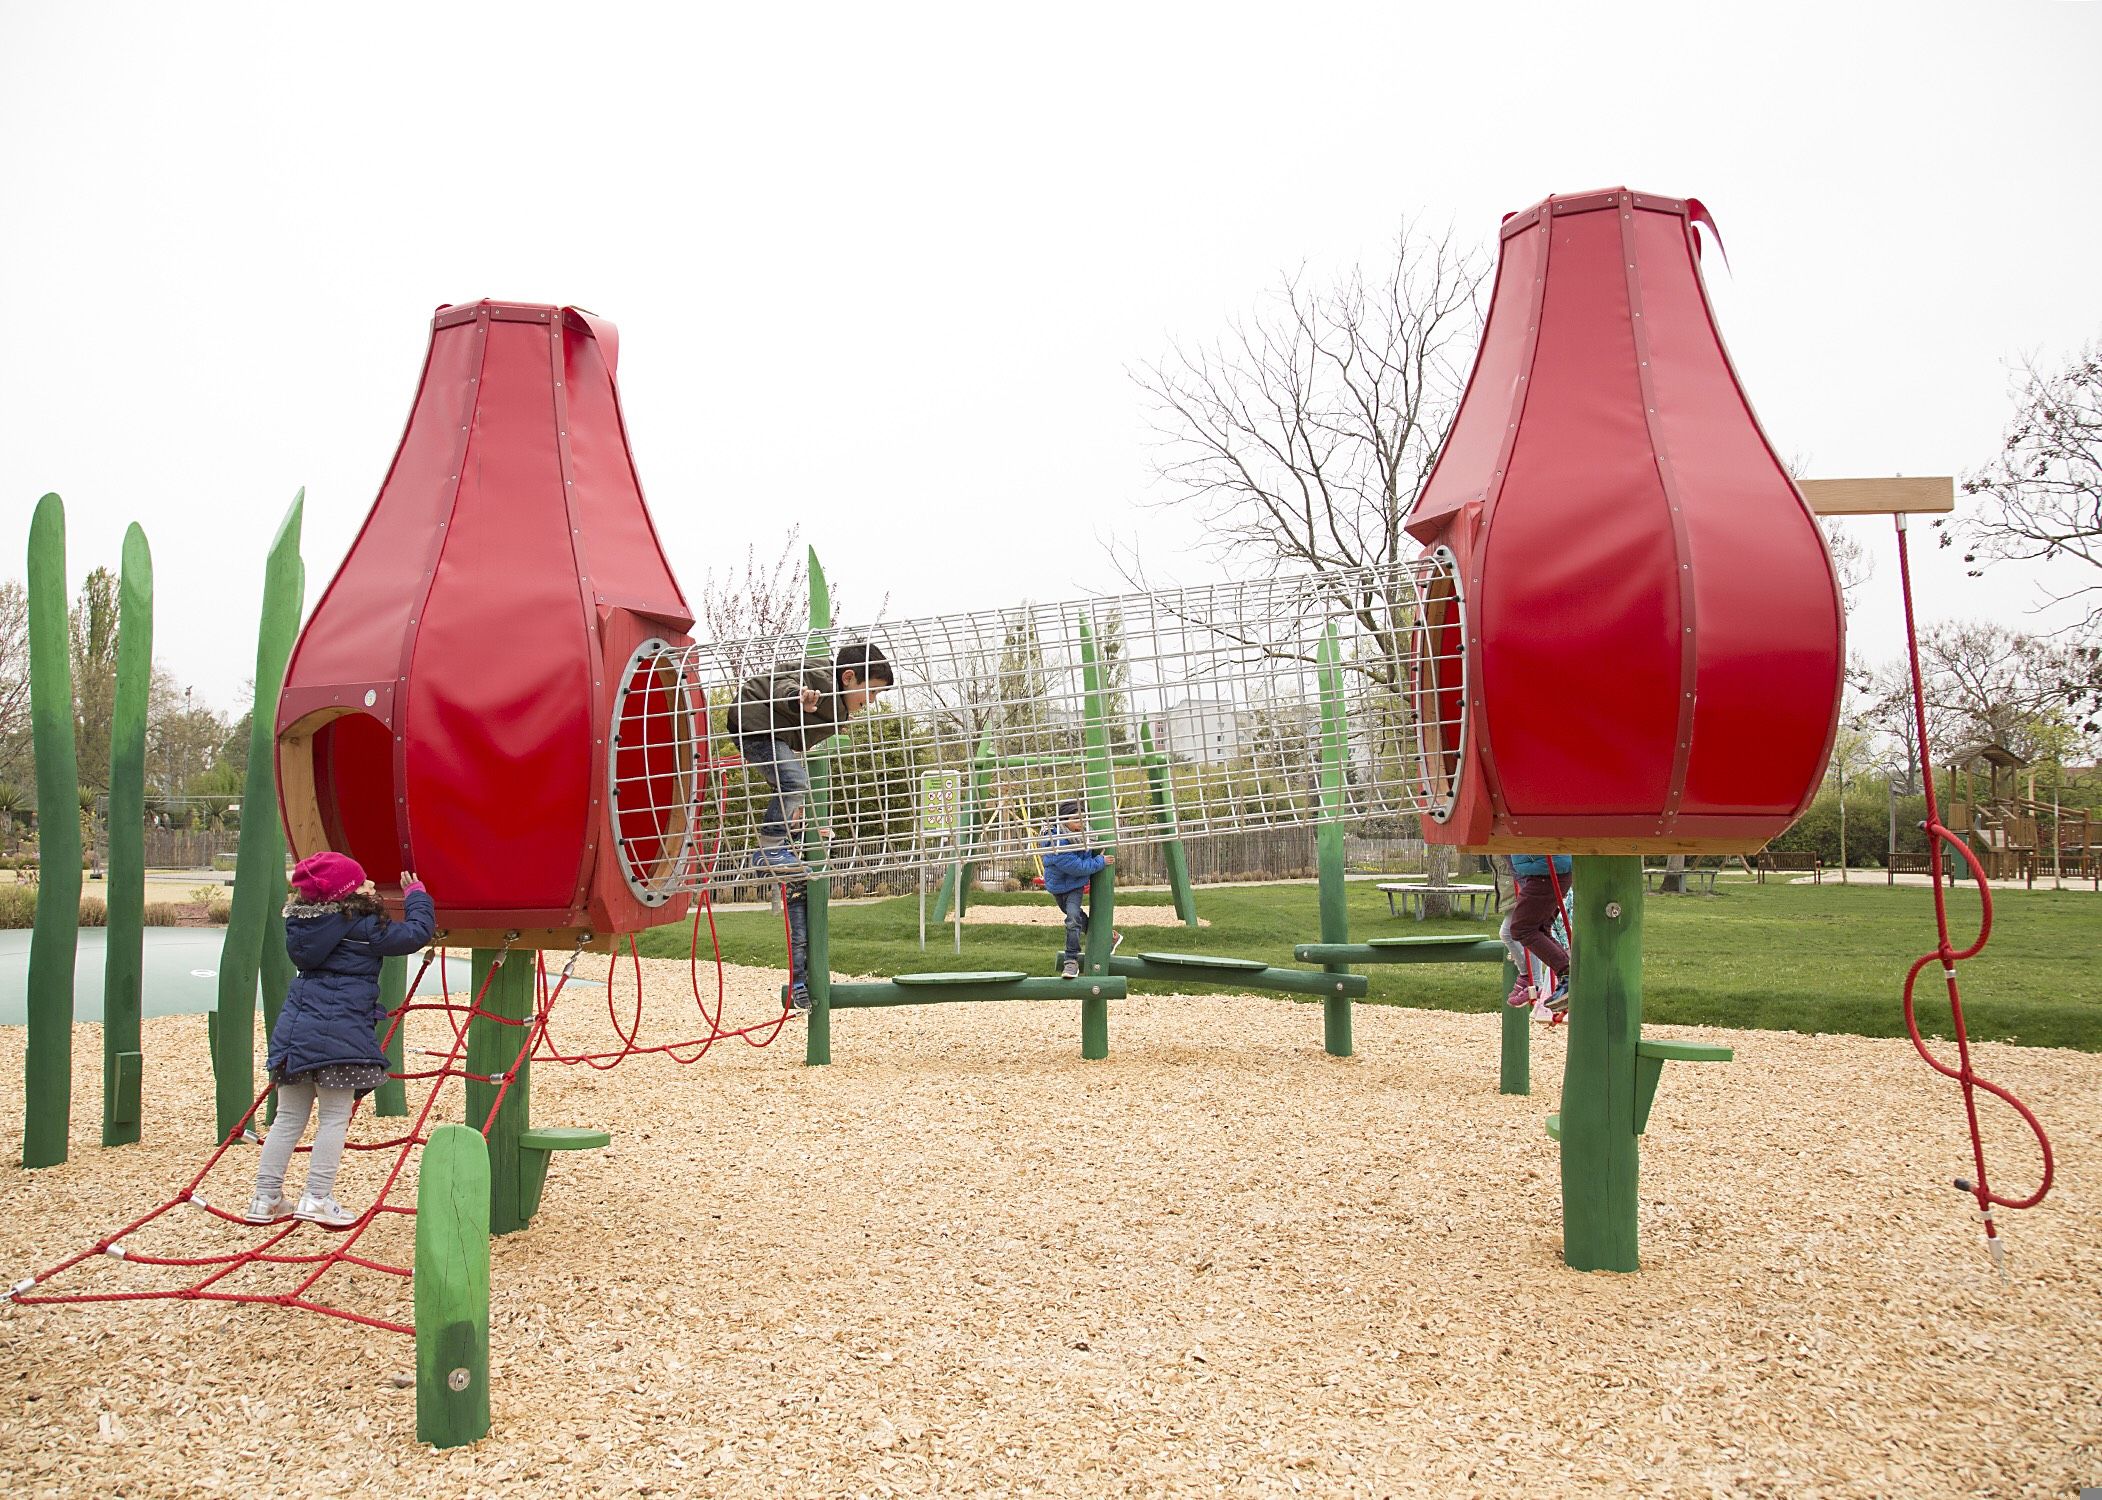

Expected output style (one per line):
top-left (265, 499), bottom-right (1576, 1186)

top-left (1893, 516), bottom-right (2054, 1266)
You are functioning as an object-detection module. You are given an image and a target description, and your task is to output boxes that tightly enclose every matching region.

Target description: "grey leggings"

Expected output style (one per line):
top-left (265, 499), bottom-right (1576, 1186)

top-left (253, 1081), bottom-right (355, 1201)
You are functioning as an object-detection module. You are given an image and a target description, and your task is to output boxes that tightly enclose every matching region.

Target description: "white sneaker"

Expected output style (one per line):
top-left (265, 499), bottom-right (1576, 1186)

top-left (293, 1194), bottom-right (358, 1228)
top-left (1060, 959), bottom-right (1080, 979)
top-left (244, 1192), bottom-right (291, 1224)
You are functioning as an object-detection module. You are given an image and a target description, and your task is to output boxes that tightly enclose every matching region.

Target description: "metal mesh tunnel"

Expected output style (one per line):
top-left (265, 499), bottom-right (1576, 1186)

top-left (606, 556), bottom-right (1467, 903)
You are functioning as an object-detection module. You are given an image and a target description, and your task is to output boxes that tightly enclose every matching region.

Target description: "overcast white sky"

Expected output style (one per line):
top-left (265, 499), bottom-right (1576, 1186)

top-left (3, 1), bottom-right (2097, 713)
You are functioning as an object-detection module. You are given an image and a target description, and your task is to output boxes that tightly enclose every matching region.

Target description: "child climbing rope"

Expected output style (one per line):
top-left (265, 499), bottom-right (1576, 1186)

top-left (1039, 800), bottom-right (1116, 979)
top-left (246, 853), bottom-right (436, 1228)
top-left (1505, 852), bottom-right (1571, 1021)
top-left (725, 641), bottom-right (893, 1008)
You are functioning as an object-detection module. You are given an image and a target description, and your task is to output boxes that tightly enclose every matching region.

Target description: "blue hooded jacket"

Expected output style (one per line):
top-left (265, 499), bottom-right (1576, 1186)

top-left (1039, 827), bottom-right (1108, 896)
top-left (1510, 854), bottom-right (1572, 879)
top-left (267, 887), bottom-right (436, 1078)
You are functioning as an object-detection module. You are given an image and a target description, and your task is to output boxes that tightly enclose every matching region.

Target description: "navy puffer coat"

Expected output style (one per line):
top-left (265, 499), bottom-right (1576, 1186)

top-left (267, 887), bottom-right (436, 1078)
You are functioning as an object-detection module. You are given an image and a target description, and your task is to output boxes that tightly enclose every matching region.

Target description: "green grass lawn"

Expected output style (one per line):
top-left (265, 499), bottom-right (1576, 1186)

top-left (634, 877), bottom-right (2102, 1051)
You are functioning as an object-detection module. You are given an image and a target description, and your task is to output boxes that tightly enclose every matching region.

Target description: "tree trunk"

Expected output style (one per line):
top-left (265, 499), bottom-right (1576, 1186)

top-left (1659, 852), bottom-right (1687, 895)
top-left (1423, 841), bottom-right (1454, 919)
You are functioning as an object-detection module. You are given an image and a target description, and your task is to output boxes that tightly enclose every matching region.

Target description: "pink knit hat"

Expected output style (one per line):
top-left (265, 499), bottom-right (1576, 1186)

top-left (291, 851), bottom-right (365, 903)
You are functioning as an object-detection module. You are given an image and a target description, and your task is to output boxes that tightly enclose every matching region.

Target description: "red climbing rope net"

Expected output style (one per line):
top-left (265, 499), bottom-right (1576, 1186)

top-left (10, 681), bottom-right (820, 1329)
top-left (1892, 515), bottom-right (2054, 1270)
top-left (9, 896), bottom-right (795, 1331)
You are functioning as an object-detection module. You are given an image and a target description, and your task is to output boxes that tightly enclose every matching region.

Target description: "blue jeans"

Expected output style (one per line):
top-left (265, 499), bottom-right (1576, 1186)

top-left (1052, 887), bottom-right (1088, 962)
top-left (738, 734), bottom-right (811, 847)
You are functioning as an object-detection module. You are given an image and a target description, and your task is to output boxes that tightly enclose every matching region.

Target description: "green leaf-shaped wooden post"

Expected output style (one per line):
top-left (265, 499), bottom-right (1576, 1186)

top-left (1077, 619), bottom-right (1115, 1060)
top-left (1315, 623), bottom-right (1352, 1058)
top-left (213, 494), bottom-right (304, 1140)
top-left (102, 524), bottom-right (153, 1146)
top-left (23, 495), bottom-right (81, 1168)
top-left (803, 546), bottom-right (835, 1066)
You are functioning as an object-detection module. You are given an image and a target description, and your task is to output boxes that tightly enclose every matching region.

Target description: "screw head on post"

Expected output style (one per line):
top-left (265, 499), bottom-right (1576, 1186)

top-left (1605, 901), bottom-right (1623, 919)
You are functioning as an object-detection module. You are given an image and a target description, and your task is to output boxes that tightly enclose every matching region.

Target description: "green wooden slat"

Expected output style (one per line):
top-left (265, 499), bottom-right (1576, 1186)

top-left (111, 1051), bottom-right (142, 1127)
top-left (1635, 1039), bottom-right (1734, 1063)
top-left (519, 1126), bottom-right (610, 1151)
top-left (1132, 951), bottom-right (1268, 971)
top-left (1364, 935), bottom-right (1500, 949)
top-left (894, 970), bottom-right (1028, 985)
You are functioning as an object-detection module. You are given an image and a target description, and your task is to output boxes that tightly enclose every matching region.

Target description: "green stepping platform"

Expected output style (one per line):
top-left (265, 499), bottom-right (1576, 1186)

top-left (1545, 1112), bottom-right (1562, 1141)
top-left (1363, 935), bottom-right (1499, 950)
top-left (518, 1127), bottom-right (610, 1151)
top-left (893, 971), bottom-right (1028, 986)
top-left (1636, 1039), bottom-right (1734, 1063)
top-left (1133, 951), bottom-right (1269, 971)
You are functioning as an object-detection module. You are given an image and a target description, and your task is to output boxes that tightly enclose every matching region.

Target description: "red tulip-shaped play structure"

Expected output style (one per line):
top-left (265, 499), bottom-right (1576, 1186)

top-left (1406, 187), bottom-right (1843, 855)
top-left (275, 300), bottom-right (699, 948)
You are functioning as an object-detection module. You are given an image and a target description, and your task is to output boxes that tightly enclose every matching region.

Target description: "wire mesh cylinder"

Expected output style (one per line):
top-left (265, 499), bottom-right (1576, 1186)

top-left (605, 558), bottom-right (1467, 898)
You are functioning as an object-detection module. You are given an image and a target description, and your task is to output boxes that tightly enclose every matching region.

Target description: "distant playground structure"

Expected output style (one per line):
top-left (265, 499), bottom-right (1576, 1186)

top-left (5, 188), bottom-right (2057, 1450)
top-left (1937, 740), bottom-right (2100, 886)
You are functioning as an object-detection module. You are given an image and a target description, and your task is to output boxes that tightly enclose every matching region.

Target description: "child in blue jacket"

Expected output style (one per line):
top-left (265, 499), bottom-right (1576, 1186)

top-left (246, 852), bottom-right (435, 1228)
top-left (1039, 800), bottom-right (1114, 978)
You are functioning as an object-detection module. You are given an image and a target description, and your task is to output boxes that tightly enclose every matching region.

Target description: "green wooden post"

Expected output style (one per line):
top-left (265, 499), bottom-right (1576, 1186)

top-left (23, 495), bottom-right (81, 1168)
top-left (1314, 624), bottom-right (1353, 1058)
top-left (414, 1122), bottom-right (491, 1449)
top-left (213, 495), bottom-right (304, 1141)
top-left (1499, 953), bottom-right (1529, 1095)
top-left (1140, 722), bottom-right (1198, 927)
top-left (1558, 854), bottom-right (1644, 1272)
top-left (803, 546), bottom-right (834, 1068)
top-left (374, 955), bottom-right (409, 1116)
top-left (100, 524), bottom-right (152, 1147)
top-left (1078, 620), bottom-right (1115, 1060)
top-left (466, 948), bottom-right (534, 1234)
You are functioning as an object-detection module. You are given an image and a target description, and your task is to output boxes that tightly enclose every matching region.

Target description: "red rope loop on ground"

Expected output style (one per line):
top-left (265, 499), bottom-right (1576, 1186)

top-left (1893, 518), bottom-right (2054, 1241)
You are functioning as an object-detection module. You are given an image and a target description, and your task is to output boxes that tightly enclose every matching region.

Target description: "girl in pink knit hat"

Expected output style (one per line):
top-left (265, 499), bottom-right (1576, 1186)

top-left (246, 854), bottom-right (435, 1227)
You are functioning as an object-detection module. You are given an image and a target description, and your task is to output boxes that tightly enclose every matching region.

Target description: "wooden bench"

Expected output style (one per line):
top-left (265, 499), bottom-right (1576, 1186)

top-left (1755, 849), bottom-right (1823, 884)
top-left (1886, 851), bottom-right (1934, 883)
top-left (1643, 865), bottom-right (1717, 893)
top-left (1383, 882), bottom-right (1498, 921)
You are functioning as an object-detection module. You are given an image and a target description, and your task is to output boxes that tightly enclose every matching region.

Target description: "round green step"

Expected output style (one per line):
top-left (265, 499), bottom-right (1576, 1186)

top-left (518, 1126), bottom-right (610, 1151)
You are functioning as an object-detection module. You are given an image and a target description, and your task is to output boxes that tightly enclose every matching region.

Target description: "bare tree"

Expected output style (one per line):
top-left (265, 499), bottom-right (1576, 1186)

top-left (699, 528), bottom-right (811, 683)
top-left (0, 579), bottom-right (29, 787)
top-left (1132, 222), bottom-right (1486, 586)
top-left (1128, 222), bottom-right (1488, 907)
top-left (1949, 339), bottom-right (2102, 633)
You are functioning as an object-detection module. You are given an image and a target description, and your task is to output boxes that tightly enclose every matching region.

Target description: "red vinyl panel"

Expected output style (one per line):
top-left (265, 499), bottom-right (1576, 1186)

top-left (1480, 203), bottom-right (1679, 817)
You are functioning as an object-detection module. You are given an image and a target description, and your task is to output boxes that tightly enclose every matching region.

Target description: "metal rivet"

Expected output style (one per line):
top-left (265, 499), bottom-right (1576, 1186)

top-left (448, 1368), bottom-right (472, 1392)
top-left (1605, 901), bottom-right (1623, 918)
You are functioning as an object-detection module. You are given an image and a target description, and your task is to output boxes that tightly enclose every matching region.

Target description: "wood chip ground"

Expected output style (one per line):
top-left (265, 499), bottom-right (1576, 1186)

top-left (0, 957), bottom-right (2095, 1498)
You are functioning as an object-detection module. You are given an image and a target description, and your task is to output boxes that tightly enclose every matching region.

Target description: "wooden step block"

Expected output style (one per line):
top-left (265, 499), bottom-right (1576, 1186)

top-left (892, 971), bottom-right (1029, 986)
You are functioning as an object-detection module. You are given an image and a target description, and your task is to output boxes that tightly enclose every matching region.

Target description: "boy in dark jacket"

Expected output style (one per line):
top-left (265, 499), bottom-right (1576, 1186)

top-left (1039, 800), bottom-right (1115, 979)
top-left (726, 641), bottom-right (893, 1008)
top-left (246, 852), bottom-right (435, 1227)
top-left (1507, 852), bottom-right (1572, 1019)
